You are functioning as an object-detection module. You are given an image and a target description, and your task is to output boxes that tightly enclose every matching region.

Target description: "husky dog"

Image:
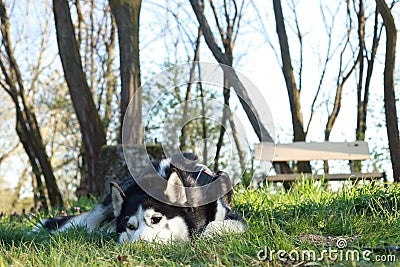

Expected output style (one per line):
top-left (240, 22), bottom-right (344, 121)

top-left (36, 153), bottom-right (247, 243)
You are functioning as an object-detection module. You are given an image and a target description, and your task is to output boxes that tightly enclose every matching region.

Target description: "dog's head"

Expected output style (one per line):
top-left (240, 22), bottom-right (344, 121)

top-left (110, 174), bottom-right (192, 244)
top-left (112, 189), bottom-right (195, 243)
top-left (111, 153), bottom-right (233, 244)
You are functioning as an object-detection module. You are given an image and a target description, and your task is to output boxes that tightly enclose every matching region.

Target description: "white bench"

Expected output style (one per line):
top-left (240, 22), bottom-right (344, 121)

top-left (253, 141), bottom-right (386, 182)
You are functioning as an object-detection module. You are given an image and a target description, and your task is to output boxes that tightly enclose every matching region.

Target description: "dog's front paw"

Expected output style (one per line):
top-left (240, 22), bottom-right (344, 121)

top-left (202, 219), bottom-right (247, 238)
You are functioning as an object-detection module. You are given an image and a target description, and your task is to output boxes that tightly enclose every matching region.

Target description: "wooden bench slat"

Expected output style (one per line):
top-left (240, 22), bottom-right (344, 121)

top-left (254, 141), bottom-right (370, 161)
top-left (262, 172), bottom-right (385, 182)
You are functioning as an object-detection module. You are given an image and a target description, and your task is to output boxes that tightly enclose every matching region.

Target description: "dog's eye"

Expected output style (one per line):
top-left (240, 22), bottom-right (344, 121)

top-left (127, 224), bottom-right (136, 231)
top-left (151, 216), bottom-right (162, 224)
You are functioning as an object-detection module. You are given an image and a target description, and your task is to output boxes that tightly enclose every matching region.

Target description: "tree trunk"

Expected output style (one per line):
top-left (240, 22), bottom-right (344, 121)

top-left (227, 108), bottom-right (247, 175)
top-left (214, 33), bottom-right (233, 171)
top-left (272, 0), bottom-right (310, 173)
top-left (356, 0), bottom-right (366, 147)
top-left (109, 0), bottom-right (142, 145)
top-left (214, 75), bottom-right (231, 172)
top-left (324, 83), bottom-right (345, 173)
top-left (53, 0), bottom-right (106, 196)
top-left (355, 3), bottom-right (380, 172)
top-left (0, 0), bottom-right (63, 208)
top-left (103, 14), bottom-right (117, 134)
top-left (198, 78), bottom-right (208, 164)
top-left (376, 0), bottom-right (400, 182)
top-left (325, 83), bottom-right (345, 141)
top-left (15, 110), bottom-right (50, 210)
top-left (180, 27), bottom-right (202, 151)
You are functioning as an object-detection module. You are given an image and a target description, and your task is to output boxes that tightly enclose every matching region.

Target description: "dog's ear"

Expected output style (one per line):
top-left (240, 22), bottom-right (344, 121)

top-left (110, 182), bottom-right (125, 217)
top-left (164, 172), bottom-right (187, 204)
top-left (170, 152), bottom-right (198, 171)
top-left (216, 171), bottom-right (233, 207)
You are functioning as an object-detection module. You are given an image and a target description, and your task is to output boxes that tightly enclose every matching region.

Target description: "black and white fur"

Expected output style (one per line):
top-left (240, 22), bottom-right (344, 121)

top-left (34, 177), bottom-right (137, 233)
top-left (35, 153), bottom-right (247, 243)
top-left (112, 153), bottom-right (246, 243)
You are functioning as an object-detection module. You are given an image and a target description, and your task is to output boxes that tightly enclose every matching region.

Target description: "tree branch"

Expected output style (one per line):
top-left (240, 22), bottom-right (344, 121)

top-left (190, 0), bottom-right (274, 142)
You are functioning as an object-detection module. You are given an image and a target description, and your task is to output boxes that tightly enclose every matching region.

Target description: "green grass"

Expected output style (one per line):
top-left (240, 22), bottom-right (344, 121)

top-left (1, 179), bottom-right (400, 266)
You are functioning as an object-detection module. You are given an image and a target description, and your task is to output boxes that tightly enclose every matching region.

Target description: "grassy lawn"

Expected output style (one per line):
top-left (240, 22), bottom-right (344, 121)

top-left (1, 179), bottom-right (400, 266)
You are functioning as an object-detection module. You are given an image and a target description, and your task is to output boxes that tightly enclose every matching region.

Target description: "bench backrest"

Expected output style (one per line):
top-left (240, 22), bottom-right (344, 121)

top-left (254, 141), bottom-right (370, 161)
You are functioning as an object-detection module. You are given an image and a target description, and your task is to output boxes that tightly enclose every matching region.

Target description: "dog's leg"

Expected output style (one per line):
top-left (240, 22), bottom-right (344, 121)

top-left (33, 202), bottom-right (114, 233)
top-left (201, 219), bottom-right (248, 237)
top-left (58, 202), bottom-right (114, 232)
top-left (202, 207), bottom-right (247, 237)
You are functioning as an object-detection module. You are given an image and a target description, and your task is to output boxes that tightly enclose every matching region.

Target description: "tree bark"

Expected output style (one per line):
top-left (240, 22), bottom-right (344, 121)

top-left (53, 0), bottom-right (106, 196)
top-left (376, 0), bottom-right (400, 182)
top-left (109, 0), bottom-right (142, 145)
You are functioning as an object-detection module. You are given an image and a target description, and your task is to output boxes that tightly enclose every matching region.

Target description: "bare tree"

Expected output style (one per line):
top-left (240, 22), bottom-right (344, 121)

top-left (323, 33), bottom-right (357, 171)
top-left (0, 0), bottom-right (63, 209)
top-left (354, 1), bottom-right (382, 171)
top-left (376, 0), bottom-right (400, 182)
top-left (324, 8), bottom-right (358, 144)
top-left (100, 12), bottom-right (117, 135)
top-left (53, 0), bottom-right (106, 196)
top-left (189, 0), bottom-right (273, 140)
top-left (272, 0), bottom-right (310, 173)
top-left (203, 0), bottom-right (245, 172)
top-left (72, 1), bottom-right (117, 140)
top-left (109, 0), bottom-right (143, 145)
top-left (180, 26), bottom-right (202, 152)
top-left (305, 2), bottom-right (340, 136)
top-left (198, 72), bottom-right (208, 163)
top-left (190, 0), bottom-right (284, 184)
